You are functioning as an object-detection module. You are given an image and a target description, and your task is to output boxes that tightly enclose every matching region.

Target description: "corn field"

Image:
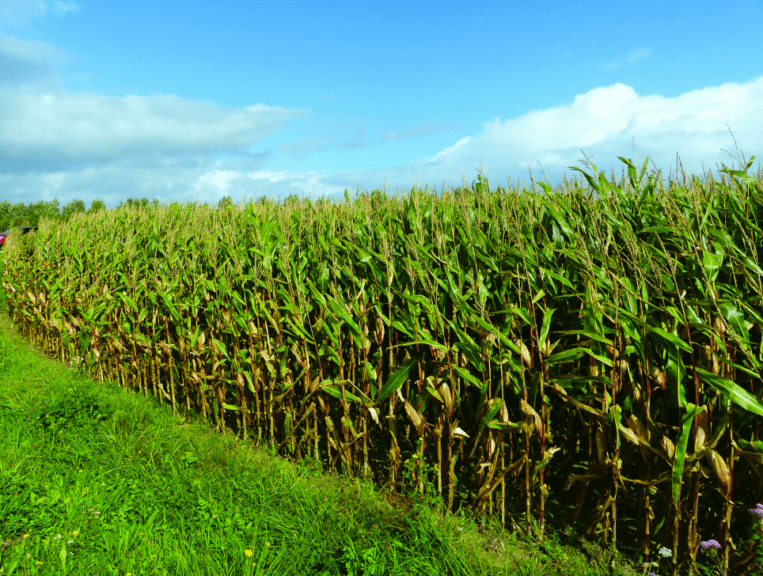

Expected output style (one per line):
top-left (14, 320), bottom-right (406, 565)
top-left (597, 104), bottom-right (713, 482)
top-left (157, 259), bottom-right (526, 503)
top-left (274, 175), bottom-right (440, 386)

top-left (3, 155), bottom-right (763, 575)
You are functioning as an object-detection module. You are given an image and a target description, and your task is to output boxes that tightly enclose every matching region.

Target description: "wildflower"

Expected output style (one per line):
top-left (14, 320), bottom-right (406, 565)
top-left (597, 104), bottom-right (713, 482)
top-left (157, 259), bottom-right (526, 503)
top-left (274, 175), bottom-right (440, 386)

top-left (651, 546), bottom-right (674, 576)
top-left (698, 539), bottom-right (725, 576)
top-left (700, 539), bottom-right (721, 553)
top-left (748, 504), bottom-right (763, 521)
top-left (245, 549), bottom-right (253, 557)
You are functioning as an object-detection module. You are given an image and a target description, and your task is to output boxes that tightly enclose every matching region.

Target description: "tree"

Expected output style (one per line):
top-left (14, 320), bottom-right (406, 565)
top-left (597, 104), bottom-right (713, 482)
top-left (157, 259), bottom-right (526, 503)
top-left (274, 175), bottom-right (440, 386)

top-left (0, 199), bottom-right (65, 230)
top-left (88, 200), bottom-right (106, 214)
top-left (28, 199), bottom-right (62, 226)
top-left (0, 201), bottom-right (12, 231)
top-left (0, 201), bottom-right (30, 231)
top-left (283, 193), bottom-right (302, 206)
top-left (62, 199), bottom-right (86, 221)
top-left (117, 197), bottom-right (158, 210)
top-left (217, 195), bottom-right (234, 210)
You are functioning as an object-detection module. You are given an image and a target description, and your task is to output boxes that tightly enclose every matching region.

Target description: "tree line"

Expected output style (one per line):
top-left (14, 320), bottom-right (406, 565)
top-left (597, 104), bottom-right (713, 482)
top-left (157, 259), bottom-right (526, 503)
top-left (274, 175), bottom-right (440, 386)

top-left (0, 192), bottom-right (317, 232)
top-left (0, 197), bottom-right (167, 232)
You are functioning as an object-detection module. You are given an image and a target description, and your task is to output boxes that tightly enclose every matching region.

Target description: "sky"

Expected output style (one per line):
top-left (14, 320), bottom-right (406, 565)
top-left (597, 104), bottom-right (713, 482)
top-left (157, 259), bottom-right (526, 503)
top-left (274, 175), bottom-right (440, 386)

top-left (1, 0), bottom-right (763, 211)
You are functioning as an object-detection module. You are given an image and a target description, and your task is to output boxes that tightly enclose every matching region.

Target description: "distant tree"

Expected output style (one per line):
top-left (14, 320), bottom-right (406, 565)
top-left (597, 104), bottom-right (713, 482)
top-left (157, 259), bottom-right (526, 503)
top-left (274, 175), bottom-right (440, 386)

top-left (0, 199), bottom-right (67, 230)
top-left (0, 201), bottom-right (12, 231)
top-left (88, 200), bottom-right (106, 214)
top-left (28, 199), bottom-right (63, 226)
top-left (117, 197), bottom-right (158, 210)
top-left (23, 201), bottom-right (43, 227)
top-left (0, 201), bottom-right (30, 231)
top-left (217, 195), bottom-right (234, 210)
top-left (62, 199), bottom-right (86, 221)
top-left (2, 215), bottom-right (31, 228)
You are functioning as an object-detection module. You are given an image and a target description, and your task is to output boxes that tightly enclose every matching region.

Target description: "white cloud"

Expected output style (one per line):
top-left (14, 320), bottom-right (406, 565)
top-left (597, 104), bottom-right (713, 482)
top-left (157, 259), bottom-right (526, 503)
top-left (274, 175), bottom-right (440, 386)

top-left (247, 170), bottom-right (307, 184)
top-left (190, 168), bottom-right (244, 203)
top-left (428, 136), bottom-right (473, 163)
top-left (0, 33), bottom-right (75, 62)
top-left (0, 0), bottom-right (80, 26)
top-left (406, 75), bottom-right (763, 191)
top-left (1, 87), bottom-right (310, 161)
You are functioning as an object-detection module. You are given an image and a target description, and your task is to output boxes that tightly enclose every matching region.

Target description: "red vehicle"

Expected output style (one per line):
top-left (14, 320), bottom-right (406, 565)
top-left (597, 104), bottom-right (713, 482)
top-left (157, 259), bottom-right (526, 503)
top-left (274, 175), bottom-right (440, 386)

top-left (0, 226), bottom-right (38, 249)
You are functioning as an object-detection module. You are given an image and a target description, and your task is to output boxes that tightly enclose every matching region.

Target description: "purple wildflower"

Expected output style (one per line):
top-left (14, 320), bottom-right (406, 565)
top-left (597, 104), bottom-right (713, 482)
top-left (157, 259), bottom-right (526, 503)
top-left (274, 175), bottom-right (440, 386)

top-left (700, 539), bottom-right (721, 553)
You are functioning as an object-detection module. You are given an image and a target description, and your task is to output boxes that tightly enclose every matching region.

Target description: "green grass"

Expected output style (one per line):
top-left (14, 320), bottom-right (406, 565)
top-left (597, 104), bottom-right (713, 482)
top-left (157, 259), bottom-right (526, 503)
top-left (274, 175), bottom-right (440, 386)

top-left (0, 265), bottom-right (758, 576)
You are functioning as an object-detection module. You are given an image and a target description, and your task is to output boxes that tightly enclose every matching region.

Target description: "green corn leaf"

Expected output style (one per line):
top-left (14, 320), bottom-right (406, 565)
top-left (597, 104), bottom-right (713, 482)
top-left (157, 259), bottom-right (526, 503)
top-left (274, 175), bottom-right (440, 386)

top-left (694, 366), bottom-right (763, 417)
top-left (375, 357), bottom-right (417, 403)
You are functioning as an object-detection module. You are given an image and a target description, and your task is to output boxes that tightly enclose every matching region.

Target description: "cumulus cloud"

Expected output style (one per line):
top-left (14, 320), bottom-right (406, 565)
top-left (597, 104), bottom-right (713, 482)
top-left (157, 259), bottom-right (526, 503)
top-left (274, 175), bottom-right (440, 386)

top-left (1, 87), bottom-right (310, 170)
top-left (400, 76), bottom-right (763, 194)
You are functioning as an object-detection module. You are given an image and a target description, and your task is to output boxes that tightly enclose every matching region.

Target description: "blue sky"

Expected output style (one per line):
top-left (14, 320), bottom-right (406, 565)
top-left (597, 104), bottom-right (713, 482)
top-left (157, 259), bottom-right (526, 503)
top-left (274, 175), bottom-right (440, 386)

top-left (1, 0), bottom-right (763, 210)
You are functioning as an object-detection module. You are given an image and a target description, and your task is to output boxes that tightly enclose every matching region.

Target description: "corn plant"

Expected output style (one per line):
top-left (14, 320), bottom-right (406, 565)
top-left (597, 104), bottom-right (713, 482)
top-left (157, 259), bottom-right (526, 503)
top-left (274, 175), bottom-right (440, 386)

top-left (3, 151), bottom-right (763, 576)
